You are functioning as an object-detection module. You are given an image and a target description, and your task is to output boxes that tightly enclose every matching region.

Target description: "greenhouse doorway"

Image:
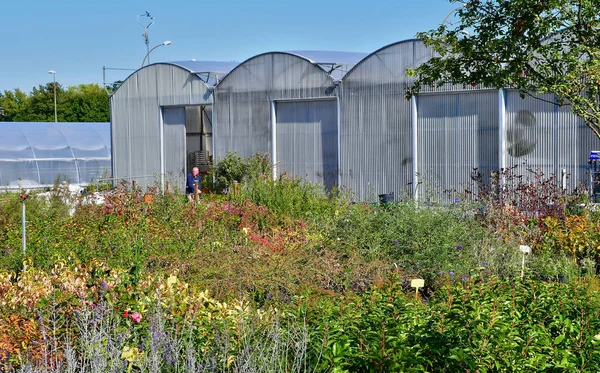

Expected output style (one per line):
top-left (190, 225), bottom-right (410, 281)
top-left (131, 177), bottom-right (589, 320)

top-left (185, 105), bottom-right (213, 175)
top-left (274, 99), bottom-right (338, 192)
top-left (162, 105), bottom-right (213, 191)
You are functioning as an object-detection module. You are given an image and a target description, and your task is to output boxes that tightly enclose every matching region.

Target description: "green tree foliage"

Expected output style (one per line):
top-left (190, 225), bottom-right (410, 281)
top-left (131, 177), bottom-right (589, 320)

top-left (0, 89), bottom-right (29, 121)
top-left (0, 83), bottom-right (109, 122)
top-left (62, 84), bottom-right (110, 122)
top-left (407, 0), bottom-right (600, 138)
top-left (25, 83), bottom-right (62, 122)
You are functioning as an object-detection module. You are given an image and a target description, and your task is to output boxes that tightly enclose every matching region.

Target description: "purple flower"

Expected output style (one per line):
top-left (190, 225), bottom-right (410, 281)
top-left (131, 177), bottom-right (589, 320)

top-left (461, 277), bottom-right (467, 282)
top-left (449, 271), bottom-right (454, 276)
top-left (438, 270), bottom-right (444, 275)
top-left (455, 198), bottom-right (461, 203)
top-left (481, 262), bottom-right (487, 267)
top-left (456, 245), bottom-right (463, 249)
top-left (394, 239), bottom-right (399, 246)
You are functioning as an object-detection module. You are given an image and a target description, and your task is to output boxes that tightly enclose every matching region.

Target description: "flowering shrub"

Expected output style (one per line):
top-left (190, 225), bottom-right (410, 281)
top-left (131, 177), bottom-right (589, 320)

top-left (541, 214), bottom-right (600, 261)
top-left (0, 262), bottom-right (308, 371)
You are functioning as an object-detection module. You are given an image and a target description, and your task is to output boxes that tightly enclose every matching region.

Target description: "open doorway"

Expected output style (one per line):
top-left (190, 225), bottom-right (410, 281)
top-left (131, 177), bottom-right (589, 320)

top-left (185, 105), bottom-right (213, 175)
top-left (162, 105), bottom-right (213, 191)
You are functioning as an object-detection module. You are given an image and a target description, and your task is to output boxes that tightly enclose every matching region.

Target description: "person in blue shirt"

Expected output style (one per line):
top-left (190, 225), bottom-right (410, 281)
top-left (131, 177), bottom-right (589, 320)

top-left (186, 167), bottom-right (202, 200)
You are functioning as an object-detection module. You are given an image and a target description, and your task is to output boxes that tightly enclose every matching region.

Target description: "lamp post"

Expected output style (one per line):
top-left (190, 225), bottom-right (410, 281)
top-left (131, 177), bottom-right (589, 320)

top-left (48, 70), bottom-right (57, 122)
top-left (141, 41), bottom-right (171, 68)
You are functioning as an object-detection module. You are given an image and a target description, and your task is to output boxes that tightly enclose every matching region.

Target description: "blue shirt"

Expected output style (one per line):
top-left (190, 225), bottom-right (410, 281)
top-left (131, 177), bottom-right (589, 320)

top-left (186, 173), bottom-right (202, 194)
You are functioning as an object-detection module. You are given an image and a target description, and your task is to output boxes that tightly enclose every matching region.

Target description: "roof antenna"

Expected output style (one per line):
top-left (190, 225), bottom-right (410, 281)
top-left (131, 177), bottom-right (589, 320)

top-left (137, 11), bottom-right (154, 63)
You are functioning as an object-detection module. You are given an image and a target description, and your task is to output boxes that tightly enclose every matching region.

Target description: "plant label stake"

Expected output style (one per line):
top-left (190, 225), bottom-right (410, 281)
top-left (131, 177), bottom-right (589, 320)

top-left (20, 193), bottom-right (28, 256)
top-left (411, 279), bottom-right (424, 296)
top-left (519, 245), bottom-right (531, 279)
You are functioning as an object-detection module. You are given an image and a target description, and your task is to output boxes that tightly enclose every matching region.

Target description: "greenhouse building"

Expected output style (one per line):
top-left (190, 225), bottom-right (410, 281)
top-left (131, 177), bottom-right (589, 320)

top-left (110, 40), bottom-right (600, 201)
top-left (110, 61), bottom-right (238, 191)
top-left (0, 122), bottom-right (110, 189)
top-left (213, 51), bottom-right (366, 192)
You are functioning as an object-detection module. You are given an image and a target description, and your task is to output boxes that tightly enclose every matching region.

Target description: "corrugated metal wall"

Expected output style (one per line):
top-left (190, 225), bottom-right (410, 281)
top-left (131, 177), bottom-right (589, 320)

top-left (417, 91), bottom-right (498, 201)
top-left (505, 90), bottom-right (600, 188)
top-left (111, 63), bottom-right (213, 189)
top-left (338, 40), bottom-right (433, 201)
top-left (275, 100), bottom-right (338, 191)
top-left (213, 53), bottom-right (337, 161)
top-left (163, 107), bottom-right (186, 191)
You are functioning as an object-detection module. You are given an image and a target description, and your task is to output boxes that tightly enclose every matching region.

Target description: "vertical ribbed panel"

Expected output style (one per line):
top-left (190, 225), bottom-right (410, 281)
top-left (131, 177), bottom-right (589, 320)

top-left (338, 40), bottom-right (434, 201)
top-left (505, 91), bottom-right (556, 178)
top-left (505, 90), bottom-right (600, 188)
top-left (111, 63), bottom-right (213, 189)
top-left (163, 107), bottom-right (186, 191)
top-left (275, 100), bottom-right (338, 191)
top-left (559, 103), bottom-right (600, 188)
top-left (213, 53), bottom-right (336, 162)
top-left (417, 91), bottom-right (498, 201)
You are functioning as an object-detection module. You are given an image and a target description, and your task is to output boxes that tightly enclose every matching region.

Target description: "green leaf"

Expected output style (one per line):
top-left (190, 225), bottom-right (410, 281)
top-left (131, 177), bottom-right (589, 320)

top-left (553, 334), bottom-right (565, 345)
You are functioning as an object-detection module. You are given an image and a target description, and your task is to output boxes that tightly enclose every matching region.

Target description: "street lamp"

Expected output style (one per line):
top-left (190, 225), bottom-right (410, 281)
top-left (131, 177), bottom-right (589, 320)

top-left (48, 70), bottom-right (57, 122)
top-left (141, 40), bottom-right (171, 68)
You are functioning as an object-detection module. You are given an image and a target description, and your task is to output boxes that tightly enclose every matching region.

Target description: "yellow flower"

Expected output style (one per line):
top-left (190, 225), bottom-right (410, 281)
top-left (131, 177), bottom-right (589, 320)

top-left (121, 346), bottom-right (142, 362)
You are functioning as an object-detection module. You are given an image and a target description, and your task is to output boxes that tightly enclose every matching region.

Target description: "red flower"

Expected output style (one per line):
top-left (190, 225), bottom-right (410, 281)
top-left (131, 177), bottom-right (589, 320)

top-left (123, 310), bottom-right (129, 318)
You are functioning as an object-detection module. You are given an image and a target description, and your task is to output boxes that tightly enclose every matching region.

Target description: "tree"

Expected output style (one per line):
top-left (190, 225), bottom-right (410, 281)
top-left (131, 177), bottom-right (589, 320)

top-left (62, 84), bottom-right (110, 122)
top-left (0, 83), bottom-right (109, 123)
top-left (0, 89), bottom-right (29, 121)
top-left (407, 0), bottom-right (600, 139)
top-left (25, 83), bottom-right (62, 122)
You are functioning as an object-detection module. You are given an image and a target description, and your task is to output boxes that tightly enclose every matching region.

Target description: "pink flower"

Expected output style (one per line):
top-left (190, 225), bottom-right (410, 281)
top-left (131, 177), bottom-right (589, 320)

top-left (129, 312), bottom-right (142, 323)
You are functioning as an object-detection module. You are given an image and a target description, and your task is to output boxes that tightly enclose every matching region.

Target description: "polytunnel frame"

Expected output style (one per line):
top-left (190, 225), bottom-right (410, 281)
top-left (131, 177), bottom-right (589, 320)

top-left (110, 62), bottom-right (221, 190)
top-left (0, 123), bottom-right (111, 188)
top-left (213, 51), bottom-right (342, 183)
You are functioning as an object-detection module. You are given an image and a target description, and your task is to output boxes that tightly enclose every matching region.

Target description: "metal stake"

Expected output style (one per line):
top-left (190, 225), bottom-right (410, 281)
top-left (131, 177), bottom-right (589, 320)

top-left (21, 198), bottom-right (26, 255)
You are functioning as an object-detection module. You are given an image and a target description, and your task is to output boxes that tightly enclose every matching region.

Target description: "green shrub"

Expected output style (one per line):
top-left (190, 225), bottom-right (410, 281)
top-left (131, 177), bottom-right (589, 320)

top-left (238, 175), bottom-right (349, 221)
top-left (327, 202), bottom-right (485, 283)
top-left (210, 152), bottom-right (272, 192)
top-left (305, 276), bottom-right (600, 372)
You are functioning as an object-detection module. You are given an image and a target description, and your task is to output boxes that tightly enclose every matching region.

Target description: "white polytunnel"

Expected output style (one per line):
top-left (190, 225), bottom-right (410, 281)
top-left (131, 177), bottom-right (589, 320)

top-left (0, 122), bottom-right (111, 188)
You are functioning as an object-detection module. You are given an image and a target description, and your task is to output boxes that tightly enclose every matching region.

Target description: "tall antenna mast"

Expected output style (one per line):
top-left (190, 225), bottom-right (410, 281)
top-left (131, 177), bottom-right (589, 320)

top-left (137, 11), bottom-right (154, 64)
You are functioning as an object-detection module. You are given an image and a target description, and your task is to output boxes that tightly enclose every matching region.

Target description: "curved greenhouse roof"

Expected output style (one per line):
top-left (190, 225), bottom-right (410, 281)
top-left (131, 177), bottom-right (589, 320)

top-left (285, 50), bottom-right (368, 79)
top-left (167, 60), bottom-right (239, 85)
top-left (0, 122), bottom-right (110, 188)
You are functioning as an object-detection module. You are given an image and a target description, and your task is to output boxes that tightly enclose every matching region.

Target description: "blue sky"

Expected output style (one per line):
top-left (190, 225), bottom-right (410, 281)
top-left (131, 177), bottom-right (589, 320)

top-left (0, 0), bottom-right (457, 93)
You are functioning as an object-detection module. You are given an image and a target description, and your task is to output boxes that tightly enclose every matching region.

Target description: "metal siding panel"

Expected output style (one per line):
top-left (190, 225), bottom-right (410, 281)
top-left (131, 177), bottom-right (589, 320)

top-left (506, 91), bottom-right (559, 182)
top-left (339, 40), bottom-right (420, 201)
top-left (505, 91), bottom-right (600, 189)
top-left (417, 91), bottom-right (498, 202)
top-left (558, 104), bottom-right (600, 188)
top-left (275, 100), bottom-right (338, 191)
top-left (163, 107), bottom-right (186, 191)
